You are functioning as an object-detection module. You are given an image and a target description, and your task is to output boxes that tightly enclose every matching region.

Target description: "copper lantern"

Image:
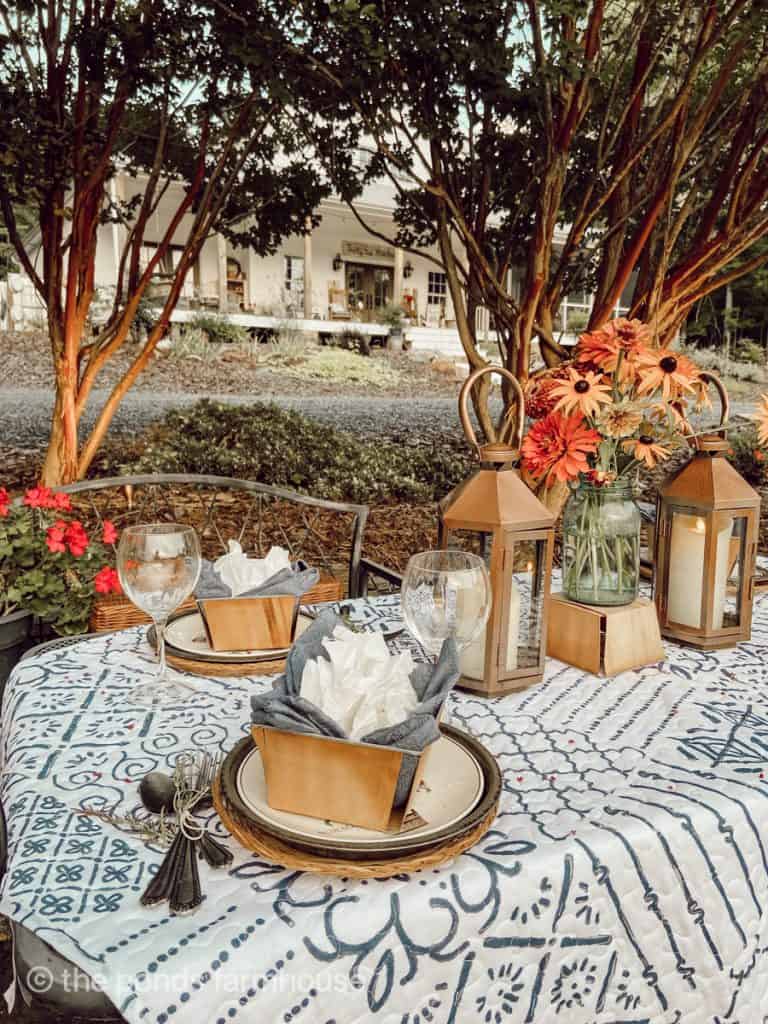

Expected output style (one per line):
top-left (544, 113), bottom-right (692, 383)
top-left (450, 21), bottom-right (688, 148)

top-left (438, 366), bottom-right (555, 695)
top-left (654, 433), bottom-right (760, 649)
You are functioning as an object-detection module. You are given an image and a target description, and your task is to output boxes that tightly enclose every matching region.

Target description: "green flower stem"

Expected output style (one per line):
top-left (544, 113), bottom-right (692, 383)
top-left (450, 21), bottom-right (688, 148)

top-left (563, 480), bottom-right (640, 606)
top-left (590, 540), bottom-right (599, 601)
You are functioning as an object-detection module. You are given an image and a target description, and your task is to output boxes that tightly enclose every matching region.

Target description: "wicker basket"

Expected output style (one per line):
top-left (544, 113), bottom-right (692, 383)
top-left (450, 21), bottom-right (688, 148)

top-left (89, 574), bottom-right (344, 633)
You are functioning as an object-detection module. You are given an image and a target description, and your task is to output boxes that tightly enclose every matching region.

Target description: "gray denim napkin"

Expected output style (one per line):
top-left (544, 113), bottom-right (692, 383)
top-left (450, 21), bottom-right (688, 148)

top-left (250, 611), bottom-right (460, 807)
top-left (195, 559), bottom-right (319, 600)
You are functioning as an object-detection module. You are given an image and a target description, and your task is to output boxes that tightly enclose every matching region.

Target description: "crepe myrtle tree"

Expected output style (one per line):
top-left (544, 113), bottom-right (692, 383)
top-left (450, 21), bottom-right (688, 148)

top-left (0, 0), bottom-right (328, 485)
top-left (262, 0), bottom-right (768, 446)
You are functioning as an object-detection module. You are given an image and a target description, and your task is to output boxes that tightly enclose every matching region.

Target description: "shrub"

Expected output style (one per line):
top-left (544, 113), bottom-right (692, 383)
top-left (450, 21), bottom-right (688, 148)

top-left (335, 329), bottom-right (371, 356)
top-left (679, 342), bottom-right (766, 384)
top-left (167, 326), bottom-right (215, 362)
top-left (189, 313), bottom-right (249, 346)
top-left (130, 293), bottom-right (158, 341)
top-left (266, 321), bottom-right (308, 361)
top-left (122, 400), bottom-right (472, 504)
top-left (734, 338), bottom-right (765, 365)
top-left (726, 425), bottom-right (768, 486)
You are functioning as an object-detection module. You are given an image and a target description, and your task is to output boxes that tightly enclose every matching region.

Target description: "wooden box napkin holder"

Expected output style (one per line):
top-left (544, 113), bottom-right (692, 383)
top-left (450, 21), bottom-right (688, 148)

top-left (198, 595), bottom-right (298, 652)
top-left (547, 593), bottom-right (664, 676)
top-left (251, 724), bottom-right (432, 832)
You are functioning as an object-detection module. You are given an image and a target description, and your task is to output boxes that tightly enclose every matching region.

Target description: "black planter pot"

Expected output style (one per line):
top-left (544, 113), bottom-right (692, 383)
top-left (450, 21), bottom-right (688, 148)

top-left (0, 609), bottom-right (34, 691)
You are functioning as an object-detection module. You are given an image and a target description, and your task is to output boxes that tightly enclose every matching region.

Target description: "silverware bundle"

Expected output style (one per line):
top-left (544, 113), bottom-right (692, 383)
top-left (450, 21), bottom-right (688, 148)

top-left (140, 751), bottom-right (232, 914)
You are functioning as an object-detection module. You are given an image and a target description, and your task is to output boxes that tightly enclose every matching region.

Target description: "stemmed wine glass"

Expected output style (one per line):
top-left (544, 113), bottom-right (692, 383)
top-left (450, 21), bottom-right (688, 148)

top-left (401, 550), bottom-right (491, 659)
top-left (117, 524), bottom-right (201, 706)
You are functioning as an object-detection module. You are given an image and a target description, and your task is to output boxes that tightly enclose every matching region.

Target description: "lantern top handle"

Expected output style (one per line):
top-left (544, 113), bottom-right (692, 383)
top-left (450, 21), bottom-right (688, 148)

top-left (458, 365), bottom-right (525, 464)
top-left (687, 371), bottom-right (730, 451)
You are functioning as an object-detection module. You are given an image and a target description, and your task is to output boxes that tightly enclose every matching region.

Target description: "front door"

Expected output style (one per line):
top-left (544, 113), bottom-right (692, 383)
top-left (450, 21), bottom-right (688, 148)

top-left (345, 263), bottom-right (393, 321)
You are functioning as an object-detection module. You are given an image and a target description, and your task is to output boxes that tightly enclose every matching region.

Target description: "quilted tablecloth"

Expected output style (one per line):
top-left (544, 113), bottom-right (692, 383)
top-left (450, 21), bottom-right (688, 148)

top-left (3, 593), bottom-right (768, 1024)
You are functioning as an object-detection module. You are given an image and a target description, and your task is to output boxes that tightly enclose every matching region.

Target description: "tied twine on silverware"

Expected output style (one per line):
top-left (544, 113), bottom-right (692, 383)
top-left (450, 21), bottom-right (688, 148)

top-left (139, 752), bottom-right (232, 914)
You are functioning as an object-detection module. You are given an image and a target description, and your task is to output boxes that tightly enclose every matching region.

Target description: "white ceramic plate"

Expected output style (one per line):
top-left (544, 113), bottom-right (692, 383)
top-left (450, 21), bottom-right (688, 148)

top-left (164, 609), bottom-right (312, 662)
top-left (234, 733), bottom-right (484, 847)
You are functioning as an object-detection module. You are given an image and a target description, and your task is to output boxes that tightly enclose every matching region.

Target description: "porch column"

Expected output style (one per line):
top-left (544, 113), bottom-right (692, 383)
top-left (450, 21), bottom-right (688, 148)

top-left (109, 176), bottom-right (122, 284)
top-left (217, 233), bottom-right (228, 311)
top-left (393, 247), bottom-right (404, 306)
top-left (303, 217), bottom-right (313, 320)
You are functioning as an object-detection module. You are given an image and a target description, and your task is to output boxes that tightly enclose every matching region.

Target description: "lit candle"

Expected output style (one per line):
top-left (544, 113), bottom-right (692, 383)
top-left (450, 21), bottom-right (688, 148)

top-left (460, 577), bottom-right (520, 679)
top-left (667, 514), bottom-right (732, 628)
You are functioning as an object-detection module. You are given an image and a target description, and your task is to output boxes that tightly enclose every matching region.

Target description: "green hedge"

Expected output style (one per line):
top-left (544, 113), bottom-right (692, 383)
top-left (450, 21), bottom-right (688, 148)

top-left (122, 399), bottom-right (472, 504)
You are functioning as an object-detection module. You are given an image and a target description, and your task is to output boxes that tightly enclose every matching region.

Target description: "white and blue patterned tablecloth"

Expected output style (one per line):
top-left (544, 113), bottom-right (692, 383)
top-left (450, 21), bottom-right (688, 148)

top-left (3, 593), bottom-right (768, 1024)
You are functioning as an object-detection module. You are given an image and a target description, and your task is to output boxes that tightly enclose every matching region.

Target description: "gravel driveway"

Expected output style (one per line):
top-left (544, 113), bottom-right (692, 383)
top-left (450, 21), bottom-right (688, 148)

top-left (1, 385), bottom-right (756, 450)
top-left (0, 387), bottom-right (473, 447)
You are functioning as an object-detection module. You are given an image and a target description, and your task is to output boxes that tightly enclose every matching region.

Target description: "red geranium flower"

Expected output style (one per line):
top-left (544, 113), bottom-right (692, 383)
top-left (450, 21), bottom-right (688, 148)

top-left (65, 521), bottom-right (89, 557)
top-left (52, 492), bottom-right (72, 511)
top-left (24, 485), bottom-right (56, 509)
top-left (46, 520), bottom-right (68, 553)
top-left (102, 520), bottom-right (118, 545)
top-left (521, 411), bottom-right (601, 487)
top-left (0, 488), bottom-right (9, 518)
top-left (94, 566), bottom-right (122, 594)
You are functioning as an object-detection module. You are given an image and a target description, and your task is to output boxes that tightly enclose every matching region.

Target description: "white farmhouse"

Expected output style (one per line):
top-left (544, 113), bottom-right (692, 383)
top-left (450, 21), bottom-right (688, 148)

top-left (3, 170), bottom-right (607, 359)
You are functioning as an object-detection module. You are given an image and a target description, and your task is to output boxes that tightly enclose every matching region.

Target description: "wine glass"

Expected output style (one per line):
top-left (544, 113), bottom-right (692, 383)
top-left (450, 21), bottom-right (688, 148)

top-left (401, 550), bottom-right (491, 658)
top-left (117, 523), bottom-right (201, 705)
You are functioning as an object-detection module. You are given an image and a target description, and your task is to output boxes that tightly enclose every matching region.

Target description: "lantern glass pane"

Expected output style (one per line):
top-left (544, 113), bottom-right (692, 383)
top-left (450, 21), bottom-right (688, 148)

top-left (722, 515), bottom-right (747, 629)
top-left (508, 538), bottom-right (547, 671)
top-left (445, 529), bottom-right (493, 561)
top-left (666, 508), bottom-right (710, 628)
top-left (446, 530), bottom-right (493, 681)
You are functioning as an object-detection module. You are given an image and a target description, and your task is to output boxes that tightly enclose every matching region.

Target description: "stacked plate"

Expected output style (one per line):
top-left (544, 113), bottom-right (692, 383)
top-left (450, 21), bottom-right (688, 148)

top-left (217, 724), bottom-right (501, 862)
top-left (148, 608), bottom-right (313, 675)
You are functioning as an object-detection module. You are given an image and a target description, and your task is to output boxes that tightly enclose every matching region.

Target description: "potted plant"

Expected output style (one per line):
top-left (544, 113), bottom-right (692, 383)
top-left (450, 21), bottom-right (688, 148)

top-left (379, 303), bottom-right (406, 350)
top-left (0, 485), bottom-right (121, 684)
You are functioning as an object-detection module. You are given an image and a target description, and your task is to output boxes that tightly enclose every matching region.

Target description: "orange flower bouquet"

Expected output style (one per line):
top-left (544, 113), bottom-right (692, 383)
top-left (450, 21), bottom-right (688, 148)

top-left (521, 319), bottom-right (708, 606)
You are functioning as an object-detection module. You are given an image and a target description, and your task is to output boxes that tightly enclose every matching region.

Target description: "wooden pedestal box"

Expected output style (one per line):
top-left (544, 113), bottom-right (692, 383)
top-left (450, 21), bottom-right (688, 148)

top-left (547, 593), bottom-right (664, 676)
top-left (251, 725), bottom-right (432, 832)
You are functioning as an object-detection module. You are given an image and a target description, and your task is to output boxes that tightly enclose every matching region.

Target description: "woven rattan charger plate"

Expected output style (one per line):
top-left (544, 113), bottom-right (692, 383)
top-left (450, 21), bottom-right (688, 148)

top-left (165, 652), bottom-right (286, 677)
top-left (219, 728), bottom-right (501, 857)
top-left (148, 609), bottom-right (314, 677)
top-left (212, 774), bottom-right (499, 879)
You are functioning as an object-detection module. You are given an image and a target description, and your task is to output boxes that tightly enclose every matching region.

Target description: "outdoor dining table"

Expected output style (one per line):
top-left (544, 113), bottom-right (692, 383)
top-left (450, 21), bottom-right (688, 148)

top-left (2, 590), bottom-right (768, 1024)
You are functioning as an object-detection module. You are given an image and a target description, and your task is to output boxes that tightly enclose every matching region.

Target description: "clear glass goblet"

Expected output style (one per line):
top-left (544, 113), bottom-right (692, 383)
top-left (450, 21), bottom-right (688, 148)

top-left (401, 549), bottom-right (491, 659)
top-left (117, 523), bottom-right (201, 706)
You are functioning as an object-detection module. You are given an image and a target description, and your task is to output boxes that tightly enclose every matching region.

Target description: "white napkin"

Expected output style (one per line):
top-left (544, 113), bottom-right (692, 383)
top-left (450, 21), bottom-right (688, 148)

top-left (212, 540), bottom-right (292, 596)
top-left (300, 625), bottom-right (418, 740)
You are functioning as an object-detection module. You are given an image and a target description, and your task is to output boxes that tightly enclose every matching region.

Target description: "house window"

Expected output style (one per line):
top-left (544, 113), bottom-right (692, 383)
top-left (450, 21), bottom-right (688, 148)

top-left (139, 244), bottom-right (196, 299)
top-left (284, 256), bottom-right (304, 306)
top-left (428, 271), bottom-right (447, 306)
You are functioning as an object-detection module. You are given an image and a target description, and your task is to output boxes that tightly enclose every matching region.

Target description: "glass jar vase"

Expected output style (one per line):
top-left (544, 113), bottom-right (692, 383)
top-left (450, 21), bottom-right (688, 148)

top-left (562, 479), bottom-right (641, 606)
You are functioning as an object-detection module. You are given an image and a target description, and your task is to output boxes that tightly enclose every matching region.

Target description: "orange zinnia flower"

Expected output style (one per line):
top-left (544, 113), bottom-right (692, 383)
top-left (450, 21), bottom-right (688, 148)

top-left (576, 318), bottom-right (651, 379)
top-left (751, 394), bottom-right (768, 446)
top-left (622, 434), bottom-right (670, 469)
top-left (521, 411), bottom-right (601, 487)
top-left (635, 348), bottom-right (699, 400)
top-left (550, 368), bottom-right (612, 419)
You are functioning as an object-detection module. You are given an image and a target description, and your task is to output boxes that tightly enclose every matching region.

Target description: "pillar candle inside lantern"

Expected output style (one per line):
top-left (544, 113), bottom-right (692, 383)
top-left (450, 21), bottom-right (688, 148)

top-left (667, 514), bottom-right (732, 628)
top-left (460, 577), bottom-right (520, 679)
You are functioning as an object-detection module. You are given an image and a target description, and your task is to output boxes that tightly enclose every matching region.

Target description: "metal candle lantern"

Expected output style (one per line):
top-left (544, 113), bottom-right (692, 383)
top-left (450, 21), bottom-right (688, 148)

top-left (654, 399), bottom-right (760, 649)
top-left (439, 366), bottom-right (555, 695)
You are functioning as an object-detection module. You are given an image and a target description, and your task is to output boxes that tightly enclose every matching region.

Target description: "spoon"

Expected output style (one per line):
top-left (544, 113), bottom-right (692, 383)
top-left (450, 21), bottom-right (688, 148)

top-left (139, 772), bottom-right (177, 815)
